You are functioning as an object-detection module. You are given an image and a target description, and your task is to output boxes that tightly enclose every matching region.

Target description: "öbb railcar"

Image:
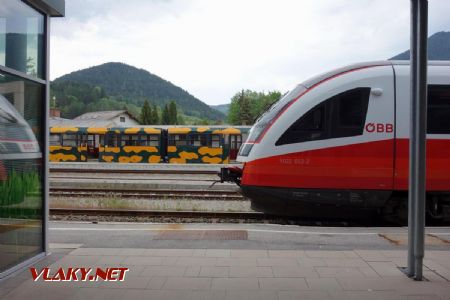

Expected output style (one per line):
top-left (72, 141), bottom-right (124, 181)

top-left (220, 61), bottom-right (450, 221)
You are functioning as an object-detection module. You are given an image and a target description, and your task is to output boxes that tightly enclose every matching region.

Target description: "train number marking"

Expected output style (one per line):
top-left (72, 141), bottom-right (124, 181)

top-left (365, 123), bottom-right (393, 133)
top-left (280, 158), bottom-right (310, 165)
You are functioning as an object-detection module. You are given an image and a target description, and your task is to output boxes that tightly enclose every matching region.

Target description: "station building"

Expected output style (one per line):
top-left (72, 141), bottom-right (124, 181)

top-left (0, 0), bottom-right (65, 278)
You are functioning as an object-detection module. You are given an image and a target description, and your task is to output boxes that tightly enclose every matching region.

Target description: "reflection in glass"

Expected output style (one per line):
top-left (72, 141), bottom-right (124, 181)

top-left (0, 71), bottom-right (43, 273)
top-left (0, 0), bottom-right (45, 78)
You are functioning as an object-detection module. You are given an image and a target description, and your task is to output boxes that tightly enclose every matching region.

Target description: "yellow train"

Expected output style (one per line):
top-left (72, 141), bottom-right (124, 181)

top-left (49, 126), bottom-right (250, 164)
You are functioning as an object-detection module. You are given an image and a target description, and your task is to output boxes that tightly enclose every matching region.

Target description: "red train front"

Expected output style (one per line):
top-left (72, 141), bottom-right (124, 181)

top-left (221, 61), bottom-right (450, 221)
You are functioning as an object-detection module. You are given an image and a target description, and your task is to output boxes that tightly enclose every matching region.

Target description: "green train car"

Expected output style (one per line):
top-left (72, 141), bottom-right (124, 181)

top-left (49, 127), bottom-right (107, 162)
top-left (49, 126), bottom-right (250, 164)
top-left (100, 127), bottom-right (162, 163)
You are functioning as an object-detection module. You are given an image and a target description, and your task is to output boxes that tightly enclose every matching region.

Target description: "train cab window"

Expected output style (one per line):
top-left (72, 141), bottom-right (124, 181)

top-left (276, 87), bottom-right (370, 146)
top-left (276, 103), bottom-right (328, 145)
top-left (50, 134), bottom-right (61, 146)
top-left (428, 85), bottom-right (450, 134)
top-left (62, 133), bottom-right (78, 147)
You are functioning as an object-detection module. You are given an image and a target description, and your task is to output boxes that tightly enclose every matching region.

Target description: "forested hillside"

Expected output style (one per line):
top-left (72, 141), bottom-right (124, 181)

top-left (51, 62), bottom-right (225, 121)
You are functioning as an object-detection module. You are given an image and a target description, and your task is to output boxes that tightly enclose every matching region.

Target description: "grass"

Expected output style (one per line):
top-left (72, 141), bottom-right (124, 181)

top-left (0, 170), bottom-right (42, 218)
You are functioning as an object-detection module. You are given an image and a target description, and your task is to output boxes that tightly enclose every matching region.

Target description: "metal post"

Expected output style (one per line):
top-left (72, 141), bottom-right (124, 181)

top-left (413, 0), bottom-right (428, 281)
top-left (408, 0), bottom-right (428, 281)
top-left (407, 0), bottom-right (418, 278)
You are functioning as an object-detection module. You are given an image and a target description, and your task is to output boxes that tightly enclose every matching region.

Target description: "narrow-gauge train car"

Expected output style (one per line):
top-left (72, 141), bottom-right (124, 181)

top-left (220, 61), bottom-right (450, 221)
top-left (167, 127), bottom-right (226, 164)
top-left (49, 125), bottom-right (250, 164)
top-left (100, 127), bottom-right (162, 163)
top-left (49, 127), bottom-right (107, 162)
top-left (166, 126), bottom-right (250, 164)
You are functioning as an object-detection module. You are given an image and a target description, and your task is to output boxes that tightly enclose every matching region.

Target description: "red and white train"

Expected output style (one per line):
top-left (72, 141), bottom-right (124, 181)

top-left (221, 61), bottom-right (450, 221)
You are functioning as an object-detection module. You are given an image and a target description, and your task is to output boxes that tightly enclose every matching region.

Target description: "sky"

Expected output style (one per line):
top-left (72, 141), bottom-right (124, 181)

top-left (50, 0), bottom-right (450, 106)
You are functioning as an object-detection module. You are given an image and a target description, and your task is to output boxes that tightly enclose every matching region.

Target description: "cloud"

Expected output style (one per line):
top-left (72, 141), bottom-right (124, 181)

top-left (50, 0), bottom-right (450, 105)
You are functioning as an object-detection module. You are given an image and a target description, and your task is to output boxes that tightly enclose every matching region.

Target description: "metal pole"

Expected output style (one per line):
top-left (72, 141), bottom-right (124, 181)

top-left (407, 0), bottom-right (418, 278)
top-left (413, 0), bottom-right (428, 281)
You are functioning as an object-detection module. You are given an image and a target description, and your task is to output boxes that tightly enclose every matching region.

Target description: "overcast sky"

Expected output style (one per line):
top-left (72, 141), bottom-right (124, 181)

top-left (50, 0), bottom-right (450, 105)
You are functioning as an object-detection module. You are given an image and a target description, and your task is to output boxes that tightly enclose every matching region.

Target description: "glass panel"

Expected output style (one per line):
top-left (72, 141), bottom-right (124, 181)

top-left (428, 85), bottom-right (450, 134)
top-left (0, 0), bottom-right (45, 78)
top-left (49, 134), bottom-right (60, 146)
top-left (62, 133), bottom-right (77, 147)
top-left (0, 70), bottom-right (44, 273)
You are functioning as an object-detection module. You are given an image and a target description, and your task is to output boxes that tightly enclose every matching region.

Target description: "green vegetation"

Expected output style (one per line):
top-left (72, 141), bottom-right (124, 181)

top-left (140, 100), bottom-right (160, 125)
top-left (0, 171), bottom-right (42, 219)
top-left (228, 89), bottom-right (282, 125)
top-left (51, 62), bottom-right (225, 121)
top-left (0, 171), bottom-right (41, 206)
top-left (51, 81), bottom-right (142, 119)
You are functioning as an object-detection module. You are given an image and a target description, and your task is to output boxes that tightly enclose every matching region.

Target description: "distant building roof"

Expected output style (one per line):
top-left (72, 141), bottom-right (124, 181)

top-left (75, 110), bottom-right (130, 120)
top-left (50, 110), bottom-right (140, 128)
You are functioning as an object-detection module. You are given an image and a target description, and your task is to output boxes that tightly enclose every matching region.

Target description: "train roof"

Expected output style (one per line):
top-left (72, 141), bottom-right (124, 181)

top-left (50, 125), bottom-right (251, 135)
top-left (300, 60), bottom-right (450, 90)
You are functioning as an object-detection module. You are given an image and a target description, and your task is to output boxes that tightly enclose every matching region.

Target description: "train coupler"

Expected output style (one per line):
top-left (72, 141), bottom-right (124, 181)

top-left (218, 166), bottom-right (242, 186)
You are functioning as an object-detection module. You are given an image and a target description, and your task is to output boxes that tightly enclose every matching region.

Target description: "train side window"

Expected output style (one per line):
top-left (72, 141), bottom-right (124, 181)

top-left (62, 133), bottom-right (78, 147)
top-left (173, 134), bottom-right (187, 146)
top-left (149, 135), bottom-right (159, 146)
top-left (211, 134), bottom-right (221, 147)
top-left (428, 85), bottom-right (450, 134)
top-left (50, 134), bottom-right (61, 146)
top-left (107, 135), bottom-right (119, 147)
top-left (331, 87), bottom-right (370, 138)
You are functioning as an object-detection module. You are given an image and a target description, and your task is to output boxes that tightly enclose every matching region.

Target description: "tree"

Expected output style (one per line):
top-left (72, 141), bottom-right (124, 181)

top-left (151, 104), bottom-right (160, 124)
top-left (140, 100), bottom-right (152, 124)
top-left (239, 90), bottom-right (252, 125)
top-left (168, 101), bottom-right (178, 125)
top-left (227, 89), bottom-right (282, 125)
top-left (161, 104), bottom-right (170, 125)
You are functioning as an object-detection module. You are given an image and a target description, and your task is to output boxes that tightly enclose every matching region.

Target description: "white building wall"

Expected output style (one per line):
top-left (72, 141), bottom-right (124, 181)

top-left (113, 113), bottom-right (140, 126)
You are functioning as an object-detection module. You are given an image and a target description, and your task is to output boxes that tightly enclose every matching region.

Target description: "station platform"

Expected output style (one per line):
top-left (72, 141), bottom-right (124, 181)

top-left (1, 222), bottom-right (450, 299)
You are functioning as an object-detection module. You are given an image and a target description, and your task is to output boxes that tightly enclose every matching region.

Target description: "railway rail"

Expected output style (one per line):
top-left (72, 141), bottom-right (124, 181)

top-left (48, 207), bottom-right (398, 226)
top-left (50, 208), bottom-right (265, 221)
top-left (49, 188), bottom-right (245, 201)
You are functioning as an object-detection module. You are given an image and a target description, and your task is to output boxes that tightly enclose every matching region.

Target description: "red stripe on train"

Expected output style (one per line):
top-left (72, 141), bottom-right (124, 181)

top-left (241, 139), bottom-right (450, 191)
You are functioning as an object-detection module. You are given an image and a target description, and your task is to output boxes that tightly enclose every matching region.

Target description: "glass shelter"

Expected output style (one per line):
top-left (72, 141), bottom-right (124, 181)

top-left (0, 0), bottom-right (64, 278)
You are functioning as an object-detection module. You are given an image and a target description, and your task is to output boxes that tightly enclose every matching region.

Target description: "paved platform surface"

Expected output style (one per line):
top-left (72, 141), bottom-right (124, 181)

top-left (1, 222), bottom-right (450, 300)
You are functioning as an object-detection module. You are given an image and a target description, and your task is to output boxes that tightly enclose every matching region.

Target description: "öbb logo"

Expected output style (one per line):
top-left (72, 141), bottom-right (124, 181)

top-left (365, 123), bottom-right (393, 133)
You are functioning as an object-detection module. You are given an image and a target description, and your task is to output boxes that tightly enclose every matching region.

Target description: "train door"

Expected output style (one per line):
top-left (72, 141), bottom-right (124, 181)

top-left (81, 133), bottom-right (98, 160)
top-left (229, 134), bottom-right (242, 161)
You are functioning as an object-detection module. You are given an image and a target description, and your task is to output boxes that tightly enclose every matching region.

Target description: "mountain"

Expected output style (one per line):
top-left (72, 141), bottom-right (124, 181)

top-left (210, 104), bottom-right (230, 116)
top-left (51, 62), bottom-right (225, 120)
top-left (390, 31), bottom-right (450, 60)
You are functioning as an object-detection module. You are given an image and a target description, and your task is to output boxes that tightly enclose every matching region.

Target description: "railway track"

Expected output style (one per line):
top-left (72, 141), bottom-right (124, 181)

top-left (50, 207), bottom-right (264, 221)
top-left (49, 188), bottom-right (246, 201)
top-left (50, 168), bottom-right (218, 175)
top-left (48, 207), bottom-right (383, 226)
